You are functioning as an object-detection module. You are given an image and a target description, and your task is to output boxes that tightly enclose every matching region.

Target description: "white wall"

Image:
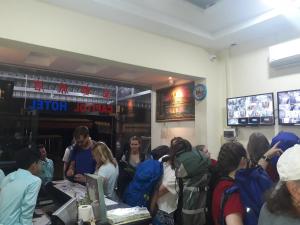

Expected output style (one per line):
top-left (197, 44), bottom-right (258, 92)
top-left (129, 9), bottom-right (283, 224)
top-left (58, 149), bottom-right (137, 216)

top-left (151, 59), bottom-right (226, 159)
top-left (225, 47), bottom-right (300, 146)
top-left (0, 0), bottom-right (225, 157)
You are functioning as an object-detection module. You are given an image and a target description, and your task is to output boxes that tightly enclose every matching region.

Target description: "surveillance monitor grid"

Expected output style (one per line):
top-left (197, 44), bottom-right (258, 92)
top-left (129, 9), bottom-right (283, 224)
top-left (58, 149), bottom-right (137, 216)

top-left (227, 93), bottom-right (274, 126)
top-left (278, 90), bottom-right (300, 125)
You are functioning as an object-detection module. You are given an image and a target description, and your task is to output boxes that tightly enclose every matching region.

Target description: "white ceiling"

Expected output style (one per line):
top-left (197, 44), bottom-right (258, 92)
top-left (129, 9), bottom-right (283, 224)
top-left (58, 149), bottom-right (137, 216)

top-left (2, 0), bottom-right (300, 87)
top-left (0, 46), bottom-right (193, 87)
top-left (41, 0), bottom-right (300, 51)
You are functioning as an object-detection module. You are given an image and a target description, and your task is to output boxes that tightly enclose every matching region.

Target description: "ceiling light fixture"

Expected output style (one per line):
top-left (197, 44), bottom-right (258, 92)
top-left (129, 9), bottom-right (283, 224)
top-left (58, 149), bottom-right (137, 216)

top-left (168, 77), bottom-right (175, 86)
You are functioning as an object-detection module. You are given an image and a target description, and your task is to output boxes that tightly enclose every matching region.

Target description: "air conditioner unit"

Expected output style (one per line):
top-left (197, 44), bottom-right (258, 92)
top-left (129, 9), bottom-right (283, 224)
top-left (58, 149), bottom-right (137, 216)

top-left (269, 38), bottom-right (300, 69)
top-left (269, 54), bottom-right (300, 69)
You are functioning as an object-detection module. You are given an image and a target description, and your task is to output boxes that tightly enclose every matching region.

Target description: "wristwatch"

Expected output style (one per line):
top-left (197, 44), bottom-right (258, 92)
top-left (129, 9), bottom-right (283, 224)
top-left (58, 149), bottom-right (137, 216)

top-left (261, 155), bottom-right (271, 162)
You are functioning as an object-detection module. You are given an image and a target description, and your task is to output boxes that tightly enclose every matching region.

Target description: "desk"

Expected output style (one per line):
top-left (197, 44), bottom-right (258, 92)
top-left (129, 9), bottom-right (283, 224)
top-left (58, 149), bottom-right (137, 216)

top-left (35, 180), bottom-right (151, 225)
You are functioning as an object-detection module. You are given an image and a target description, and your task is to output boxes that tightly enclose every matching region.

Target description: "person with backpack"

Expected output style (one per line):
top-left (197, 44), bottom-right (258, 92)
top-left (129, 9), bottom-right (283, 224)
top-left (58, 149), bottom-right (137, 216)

top-left (122, 159), bottom-right (163, 208)
top-left (212, 141), bottom-right (282, 225)
top-left (195, 144), bottom-right (217, 167)
top-left (211, 142), bottom-right (248, 225)
top-left (247, 132), bottom-right (280, 182)
top-left (258, 144), bottom-right (300, 225)
top-left (171, 137), bottom-right (211, 225)
top-left (150, 145), bottom-right (170, 160)
top-left (150, 146), bottom-right (178, 225)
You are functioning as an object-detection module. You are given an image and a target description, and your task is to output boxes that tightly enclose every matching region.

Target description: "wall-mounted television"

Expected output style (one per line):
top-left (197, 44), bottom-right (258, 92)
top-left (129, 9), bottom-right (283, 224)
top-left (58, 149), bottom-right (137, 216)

top-left (227, 93), bottom-right (274, 126)
top-left (278, 90), bottom-right (300, 125)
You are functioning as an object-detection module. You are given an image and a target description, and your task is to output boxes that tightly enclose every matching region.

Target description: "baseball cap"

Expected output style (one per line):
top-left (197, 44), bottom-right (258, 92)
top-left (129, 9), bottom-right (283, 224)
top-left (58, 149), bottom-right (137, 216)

top-left (277, 144), bottom-right (300, 181)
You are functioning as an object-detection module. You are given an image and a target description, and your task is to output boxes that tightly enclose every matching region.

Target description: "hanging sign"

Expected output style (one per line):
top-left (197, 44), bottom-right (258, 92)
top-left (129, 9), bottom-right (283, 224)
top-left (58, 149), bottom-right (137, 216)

top-left (28, 99), bottom-right (114, 114)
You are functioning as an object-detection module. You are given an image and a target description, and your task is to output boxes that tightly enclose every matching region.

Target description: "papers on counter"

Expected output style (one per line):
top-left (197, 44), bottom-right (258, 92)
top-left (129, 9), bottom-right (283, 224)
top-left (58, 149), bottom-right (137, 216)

top-left (52, 180), bottom-right (86, 200)
top-left (104, 198), bottom-right (118, 206)
top-left (52, 180), bottom-right (118, 206)
top-left (107, 207), bottom-right (150, 225)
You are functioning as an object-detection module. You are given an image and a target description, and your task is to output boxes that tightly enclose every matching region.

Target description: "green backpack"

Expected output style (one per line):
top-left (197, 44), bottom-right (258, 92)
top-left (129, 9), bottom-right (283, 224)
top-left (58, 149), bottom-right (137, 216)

top-left (175, 149), bottom-right (211, 225)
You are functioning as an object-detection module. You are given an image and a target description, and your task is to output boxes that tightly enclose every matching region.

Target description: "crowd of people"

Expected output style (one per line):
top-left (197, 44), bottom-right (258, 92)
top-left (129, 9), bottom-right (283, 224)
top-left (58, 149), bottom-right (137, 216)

top-left (1, 126), bottom-right (300, 225)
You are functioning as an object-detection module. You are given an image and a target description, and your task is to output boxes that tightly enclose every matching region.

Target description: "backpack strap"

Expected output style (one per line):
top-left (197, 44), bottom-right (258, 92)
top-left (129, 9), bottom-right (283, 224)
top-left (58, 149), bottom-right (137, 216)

top-left (219, 185), bottom-right (239, 225)
top-left (174, 177), bottom-right (184, 225)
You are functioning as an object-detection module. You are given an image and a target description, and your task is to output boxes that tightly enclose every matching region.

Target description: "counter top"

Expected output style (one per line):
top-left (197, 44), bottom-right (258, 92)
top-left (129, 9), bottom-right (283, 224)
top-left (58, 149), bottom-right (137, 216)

top-left (34, 180), bottom-right (151, 225)
top-left (52, 180), bottom-right (118, 206)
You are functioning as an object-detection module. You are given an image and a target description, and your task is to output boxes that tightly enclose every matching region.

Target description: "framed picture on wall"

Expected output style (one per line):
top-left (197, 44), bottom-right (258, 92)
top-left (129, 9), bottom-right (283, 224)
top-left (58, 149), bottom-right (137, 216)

top-left (156, 82), bottom-right (195, 122)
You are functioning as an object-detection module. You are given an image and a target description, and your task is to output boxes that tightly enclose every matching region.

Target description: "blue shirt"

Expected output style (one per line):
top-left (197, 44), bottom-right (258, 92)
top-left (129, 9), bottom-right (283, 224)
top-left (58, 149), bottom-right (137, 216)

top-left (71, 146), bottom-right (96, 175)
top-left (0, 169), bottom-right (5, 185)
top-left (0, 169), bottom-right (41, 225)
top-left (39, 158), bottom-right (54, 185)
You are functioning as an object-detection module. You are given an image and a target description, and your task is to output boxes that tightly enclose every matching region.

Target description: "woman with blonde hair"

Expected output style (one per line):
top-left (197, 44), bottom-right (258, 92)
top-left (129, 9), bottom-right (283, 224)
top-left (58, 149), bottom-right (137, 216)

top-left (92, 142), bottom-right (119, 201)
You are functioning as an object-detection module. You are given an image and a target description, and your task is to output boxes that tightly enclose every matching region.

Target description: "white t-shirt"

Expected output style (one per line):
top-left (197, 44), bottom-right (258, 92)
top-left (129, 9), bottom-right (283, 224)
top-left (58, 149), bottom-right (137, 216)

top-left (157, 162), bottom-right (178, 214)
top-left (62, 145), bottom-right (74, 162)
top-left (95, 162), bottom-right (119, 201)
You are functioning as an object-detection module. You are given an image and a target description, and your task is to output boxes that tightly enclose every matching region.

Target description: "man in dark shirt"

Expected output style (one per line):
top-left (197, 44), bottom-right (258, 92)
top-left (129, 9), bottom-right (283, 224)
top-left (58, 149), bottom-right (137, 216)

top-left (66, 126), bottom-right (95, 183)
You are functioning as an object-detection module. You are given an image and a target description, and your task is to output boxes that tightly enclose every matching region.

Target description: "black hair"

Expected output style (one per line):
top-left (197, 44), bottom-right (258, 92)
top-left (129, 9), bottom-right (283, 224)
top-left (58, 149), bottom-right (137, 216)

top-left (151, 145), bottom-right (170, 160)
top-left (216, 142), bottom-right (247, 176)
top-left (247, 132), bottom-right (270, 165)
top-left (169, 137), bottom-right (192, 169)
top-left (37, 144), bottom-right (45, 149)
top-left (209, 142), bottom-right (247, 190)
top-left (14, 148), bottom-right (40, 170)
top-left (266, 181), bottom-right (300, 218)
top-left (73, 126), bottom-right (89, 139)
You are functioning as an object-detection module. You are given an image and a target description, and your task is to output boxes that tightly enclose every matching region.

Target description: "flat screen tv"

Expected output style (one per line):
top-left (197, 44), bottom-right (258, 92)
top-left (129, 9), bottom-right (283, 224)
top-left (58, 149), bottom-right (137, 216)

top-left (227, 93), bottom-right (274, 126)
top-left (278, 90), bottom-right (300, 125)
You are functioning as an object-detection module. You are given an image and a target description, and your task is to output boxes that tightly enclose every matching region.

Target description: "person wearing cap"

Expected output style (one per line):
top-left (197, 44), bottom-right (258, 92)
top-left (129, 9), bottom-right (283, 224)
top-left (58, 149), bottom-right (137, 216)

top-left (258, 144), bottom-right (300, 225)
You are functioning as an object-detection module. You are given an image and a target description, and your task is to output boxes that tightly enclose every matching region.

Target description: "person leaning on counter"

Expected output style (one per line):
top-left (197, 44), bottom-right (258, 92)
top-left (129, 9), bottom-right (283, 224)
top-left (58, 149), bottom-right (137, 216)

top-left (66, 126), bottom-right (96, 183)
top-left (0, 148), bottom-right (42, 225)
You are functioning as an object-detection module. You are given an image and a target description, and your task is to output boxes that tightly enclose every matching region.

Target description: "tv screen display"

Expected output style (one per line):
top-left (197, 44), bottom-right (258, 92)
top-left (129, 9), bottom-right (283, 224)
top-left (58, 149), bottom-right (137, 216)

top-left (227, 93), bottom-right (274, 126)
top-left (278, 90), bottom-right (300, 125)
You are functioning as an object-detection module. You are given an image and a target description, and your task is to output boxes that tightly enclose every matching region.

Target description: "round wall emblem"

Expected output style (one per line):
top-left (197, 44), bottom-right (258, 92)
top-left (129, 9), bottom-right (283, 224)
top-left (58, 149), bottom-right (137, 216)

top-left (193, 84), bottom-right (207, 101)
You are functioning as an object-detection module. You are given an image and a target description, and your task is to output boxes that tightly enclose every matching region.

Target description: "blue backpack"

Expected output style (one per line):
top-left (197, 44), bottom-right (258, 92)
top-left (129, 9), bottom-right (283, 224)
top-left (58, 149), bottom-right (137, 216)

top-left (123, 159), bottom-right (163, 208)
top-left (270, 131), bottom-right (300, 167)
top-left (220, 166), bottom-right (273, 225)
